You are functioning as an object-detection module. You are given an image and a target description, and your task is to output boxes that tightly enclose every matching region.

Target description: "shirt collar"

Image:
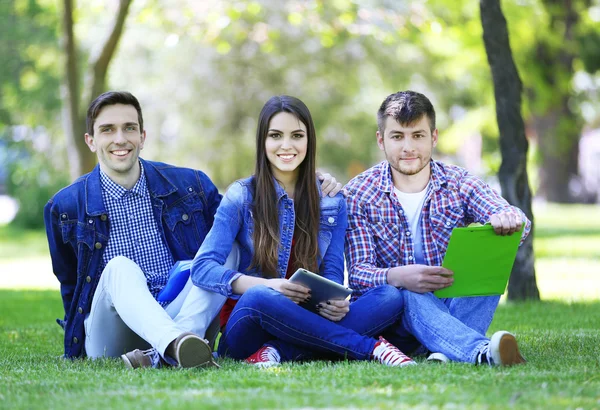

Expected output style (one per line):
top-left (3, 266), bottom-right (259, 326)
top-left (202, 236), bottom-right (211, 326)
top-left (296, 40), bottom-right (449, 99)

top-left (100, 161), bottom-right (148, 200)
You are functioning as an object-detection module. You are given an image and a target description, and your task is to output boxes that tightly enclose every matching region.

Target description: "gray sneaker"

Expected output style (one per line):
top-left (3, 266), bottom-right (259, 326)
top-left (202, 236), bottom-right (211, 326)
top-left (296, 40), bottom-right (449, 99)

top-left (165, 332), bottom-right (220, 369)
top-left (121, 348), bottom-right (161, 369)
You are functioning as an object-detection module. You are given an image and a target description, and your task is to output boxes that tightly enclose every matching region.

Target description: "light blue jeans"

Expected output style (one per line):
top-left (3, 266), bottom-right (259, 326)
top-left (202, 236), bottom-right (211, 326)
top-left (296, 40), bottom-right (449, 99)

top-left (382, 290), bottom-right (500, 363)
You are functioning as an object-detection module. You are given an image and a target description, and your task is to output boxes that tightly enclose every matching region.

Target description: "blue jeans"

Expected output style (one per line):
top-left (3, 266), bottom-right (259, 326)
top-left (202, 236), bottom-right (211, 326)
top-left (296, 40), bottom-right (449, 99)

top-left (382, 291), bottom-right (500, 363)
top-left (218, 285), bottom-right (403, 362)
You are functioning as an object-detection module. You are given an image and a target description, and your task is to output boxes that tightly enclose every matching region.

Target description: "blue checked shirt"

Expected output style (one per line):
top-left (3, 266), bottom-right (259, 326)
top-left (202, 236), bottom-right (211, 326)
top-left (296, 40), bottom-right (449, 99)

top-left (100, 164), bottom-right (173, 304)
top-left (344, 160), bottom-right (531, 299)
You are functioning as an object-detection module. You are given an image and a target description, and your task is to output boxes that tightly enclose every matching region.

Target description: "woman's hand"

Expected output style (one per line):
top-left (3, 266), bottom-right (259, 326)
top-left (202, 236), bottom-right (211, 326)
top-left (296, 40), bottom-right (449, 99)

top-left (267, 279), bottom-right (311, 304)
top-left (317, 299), bottom-right (349, 322)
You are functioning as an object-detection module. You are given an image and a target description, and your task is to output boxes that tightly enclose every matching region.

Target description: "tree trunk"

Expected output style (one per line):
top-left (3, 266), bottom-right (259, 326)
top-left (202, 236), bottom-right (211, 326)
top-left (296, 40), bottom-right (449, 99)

top-left (61, 0), bottom-right (89, 180)
top-left (531, 0), bottom-right (581, 203)
top-left (480, 0), bottom-right (540, 300)
top-left (61, 0), bottom-right (133, 180)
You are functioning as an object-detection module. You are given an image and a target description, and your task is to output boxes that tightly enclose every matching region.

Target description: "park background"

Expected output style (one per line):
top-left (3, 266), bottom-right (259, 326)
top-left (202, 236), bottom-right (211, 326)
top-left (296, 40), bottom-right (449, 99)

top-left (0, 0), bottom-right (599, 409)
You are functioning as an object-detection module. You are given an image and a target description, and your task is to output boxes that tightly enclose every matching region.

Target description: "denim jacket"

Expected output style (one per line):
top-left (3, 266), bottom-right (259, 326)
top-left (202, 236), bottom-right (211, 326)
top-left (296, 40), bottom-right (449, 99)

top-left (191, 176), bottom-right (347, 297)
top-left (44, 159), bottom-right (221, 358)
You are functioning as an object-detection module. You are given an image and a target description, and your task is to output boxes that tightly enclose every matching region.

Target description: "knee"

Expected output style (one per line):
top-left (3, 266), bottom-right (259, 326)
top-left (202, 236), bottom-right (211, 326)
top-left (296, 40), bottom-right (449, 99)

top-left (238, 285), bottom-right (279, 309)
top-left (102, 256), bottom-right (143, 282)
top-left (372, 285), bottom-right (404, 310)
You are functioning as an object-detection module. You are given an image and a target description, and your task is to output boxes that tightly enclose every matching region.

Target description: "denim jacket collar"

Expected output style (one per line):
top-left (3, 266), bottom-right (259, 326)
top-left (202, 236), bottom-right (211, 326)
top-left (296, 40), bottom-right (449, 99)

top-left (141, 158), bottom-right (178, 198)
top-left (85, 158), bottom-right (178, 216)
top-left (378, 159), bottom-right (446, 194)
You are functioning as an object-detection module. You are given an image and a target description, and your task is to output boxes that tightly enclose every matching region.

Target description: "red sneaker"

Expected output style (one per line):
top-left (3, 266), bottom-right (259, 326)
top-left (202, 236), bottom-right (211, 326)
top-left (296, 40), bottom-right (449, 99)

top-left (372, 336), bottom-right (416, 367)
top-left (245, 345), bottom-right (281, 368)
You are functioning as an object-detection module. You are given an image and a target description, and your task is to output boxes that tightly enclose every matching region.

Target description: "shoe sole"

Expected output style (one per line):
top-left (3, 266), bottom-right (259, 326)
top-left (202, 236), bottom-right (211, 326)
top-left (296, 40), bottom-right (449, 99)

top-left (491, 332), bottom-right (526, 366)
top-left (121, 353), bottom-right (135, 369)
top-left (426, 352), bottom-right (450, 364)
top-left (177, 335), bottom-right (220, 369)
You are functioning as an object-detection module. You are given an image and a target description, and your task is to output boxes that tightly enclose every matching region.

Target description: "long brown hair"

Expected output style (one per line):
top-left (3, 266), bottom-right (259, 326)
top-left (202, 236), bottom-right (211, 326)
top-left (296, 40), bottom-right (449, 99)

top-left (251, 96), bottom-right (320, 278)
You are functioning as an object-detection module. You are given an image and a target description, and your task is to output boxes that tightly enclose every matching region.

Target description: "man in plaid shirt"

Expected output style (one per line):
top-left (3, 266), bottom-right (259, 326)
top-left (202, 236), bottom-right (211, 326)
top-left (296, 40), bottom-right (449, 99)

top-left (345, 90), bottom-right (532, 366)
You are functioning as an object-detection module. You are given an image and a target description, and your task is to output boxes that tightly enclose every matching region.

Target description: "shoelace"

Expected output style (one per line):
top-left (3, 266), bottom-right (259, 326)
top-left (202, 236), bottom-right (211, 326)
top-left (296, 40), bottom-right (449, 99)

top-left (476, 343), bottom-right (492, 366)
top-left (259, 346), bottom-right (280, 363)
top-left (140, 348), bottom-right (163, 368)
top-left (374, 340), bottom-right (412, 366)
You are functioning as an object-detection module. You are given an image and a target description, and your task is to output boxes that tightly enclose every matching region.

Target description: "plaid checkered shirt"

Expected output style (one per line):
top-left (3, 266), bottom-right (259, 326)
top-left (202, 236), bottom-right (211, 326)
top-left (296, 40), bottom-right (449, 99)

top-left (344, 160), bottom-right (531, 299)
top-left (100, 164), bottom-right (174, 305)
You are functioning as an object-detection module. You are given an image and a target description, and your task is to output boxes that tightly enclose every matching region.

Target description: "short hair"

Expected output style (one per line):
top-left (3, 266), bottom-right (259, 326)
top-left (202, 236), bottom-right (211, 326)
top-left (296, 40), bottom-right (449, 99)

top-left (86, 91), bottom-right (143, 136)
top-left (377, 90), bottom-right (436, 134)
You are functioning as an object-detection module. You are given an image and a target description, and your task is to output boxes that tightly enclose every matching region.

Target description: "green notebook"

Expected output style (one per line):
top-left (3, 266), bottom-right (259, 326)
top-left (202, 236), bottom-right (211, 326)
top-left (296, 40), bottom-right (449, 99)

top-left (433, 224), bottom-right (523, 298)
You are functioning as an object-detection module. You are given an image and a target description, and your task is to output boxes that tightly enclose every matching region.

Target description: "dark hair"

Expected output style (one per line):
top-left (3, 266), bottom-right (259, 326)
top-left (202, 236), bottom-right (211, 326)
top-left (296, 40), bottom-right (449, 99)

top-left (251, 95), bottom-right (320, 277)
top-left (377, 90), bottom-right (436, 134)
top-left (86, 91), bottom-right (143, 136)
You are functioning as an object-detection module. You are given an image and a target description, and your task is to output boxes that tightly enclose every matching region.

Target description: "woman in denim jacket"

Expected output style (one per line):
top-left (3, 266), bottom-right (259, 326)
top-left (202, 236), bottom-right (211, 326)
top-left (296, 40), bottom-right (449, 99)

top-left (191, 96), bottom-right (415, 367)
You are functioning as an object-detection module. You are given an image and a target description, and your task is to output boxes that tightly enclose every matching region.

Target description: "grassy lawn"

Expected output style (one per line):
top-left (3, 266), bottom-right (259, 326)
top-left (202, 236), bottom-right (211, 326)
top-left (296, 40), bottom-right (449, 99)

top-left (1, 291), bottom-right (599, 409)
top-left (1, 203), bottom-right (599, 409)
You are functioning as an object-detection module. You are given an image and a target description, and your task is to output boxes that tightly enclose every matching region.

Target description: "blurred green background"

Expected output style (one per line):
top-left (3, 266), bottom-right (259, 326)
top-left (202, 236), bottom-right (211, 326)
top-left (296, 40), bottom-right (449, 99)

top-left (0, 0), bottom-right (599, 300)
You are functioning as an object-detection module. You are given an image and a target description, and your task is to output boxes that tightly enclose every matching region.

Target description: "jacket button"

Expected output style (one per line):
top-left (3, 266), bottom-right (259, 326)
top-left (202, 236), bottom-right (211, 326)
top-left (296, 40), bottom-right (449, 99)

top-left (78, 307), bottom-right (83, 314)
top-left (86, 276), bottom-right (91, 283)
top-left (61, 214), bottom-right (67, 219)
top-left (182, 214), bottom-right (189, 221)
top-left (100, 214), bottom-right (108, 221)
top-left (328, 217), bottom-right (335, 224)
top-left (95, 242), bottom-right (102, 249)
top-left (73, 337), bottom-right (79, 344)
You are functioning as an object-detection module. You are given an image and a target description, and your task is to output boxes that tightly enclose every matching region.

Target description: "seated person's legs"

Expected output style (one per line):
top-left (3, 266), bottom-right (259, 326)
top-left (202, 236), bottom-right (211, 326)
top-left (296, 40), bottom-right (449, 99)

top-left (443, 295), bottom-right (500, 336)
top-left (401, 290), bottom-right (524, 365)
top-left (337, 285), bottom-right (404, 337)
top-left (86, 256), bottom-right (214, 368)
top-left (218, 285), bottom-right (415, 368)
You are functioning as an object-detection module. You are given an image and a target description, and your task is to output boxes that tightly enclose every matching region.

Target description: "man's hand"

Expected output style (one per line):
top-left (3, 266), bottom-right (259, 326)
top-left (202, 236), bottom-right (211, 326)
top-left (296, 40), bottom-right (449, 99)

top-left (267, 279), bottom-right (311, 304)
top-left (387, 264), bottom-right (453, 293)
top-left (316, 299), bottom-right (349, 322)
top-left (489, 211), bottom-right (523, 236)
top-left (317, 171), bottom-right (343, 197)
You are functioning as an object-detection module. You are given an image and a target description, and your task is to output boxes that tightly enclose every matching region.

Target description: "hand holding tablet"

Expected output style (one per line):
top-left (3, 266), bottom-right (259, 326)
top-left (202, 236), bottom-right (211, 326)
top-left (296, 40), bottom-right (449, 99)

top-left (288, 268), bottom-right (353, 312)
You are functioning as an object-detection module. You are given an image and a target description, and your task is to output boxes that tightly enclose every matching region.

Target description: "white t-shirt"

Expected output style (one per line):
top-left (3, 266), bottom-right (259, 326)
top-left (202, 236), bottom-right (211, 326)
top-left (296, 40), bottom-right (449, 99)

top-left (394, 183), bottom-right (429, 264)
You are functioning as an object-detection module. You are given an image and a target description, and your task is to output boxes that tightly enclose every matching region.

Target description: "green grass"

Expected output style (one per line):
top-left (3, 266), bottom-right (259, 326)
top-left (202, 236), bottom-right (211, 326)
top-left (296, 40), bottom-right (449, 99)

top-left (1, 290), bottom-right (599, 409)
top-left (1, 204), bottom-right (599, 408)
top-left (0, 224), bottom-right (49, 260)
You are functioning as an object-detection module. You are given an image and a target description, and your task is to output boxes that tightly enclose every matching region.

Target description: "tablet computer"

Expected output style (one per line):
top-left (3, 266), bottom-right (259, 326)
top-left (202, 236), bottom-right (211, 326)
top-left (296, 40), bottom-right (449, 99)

top-left (288, 268), bottom-right (353, 312)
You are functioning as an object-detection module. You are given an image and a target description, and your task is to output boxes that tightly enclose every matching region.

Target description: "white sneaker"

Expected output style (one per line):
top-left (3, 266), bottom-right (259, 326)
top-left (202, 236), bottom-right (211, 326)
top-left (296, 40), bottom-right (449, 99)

top-left (477, 331), bottom-right (526, 366)
top-left (372, 337), bottom-right (416, 367)
top-left (426, 352), bottom-right (450, 364)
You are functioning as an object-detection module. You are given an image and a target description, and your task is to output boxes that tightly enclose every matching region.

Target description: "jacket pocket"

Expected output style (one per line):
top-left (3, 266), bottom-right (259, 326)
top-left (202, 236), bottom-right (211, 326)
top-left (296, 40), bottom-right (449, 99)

top-left (164, 194), bottom-right (208, 256)
top-left (61, 221), bottom-right (95, 278)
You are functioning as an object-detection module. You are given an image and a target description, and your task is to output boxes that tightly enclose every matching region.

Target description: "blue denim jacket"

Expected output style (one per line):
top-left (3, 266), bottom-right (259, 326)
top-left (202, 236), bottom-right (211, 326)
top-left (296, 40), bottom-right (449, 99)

top-left (191, 176), bottom-right (348, 297)
top-left (44, 159), bottom-right (221, 358)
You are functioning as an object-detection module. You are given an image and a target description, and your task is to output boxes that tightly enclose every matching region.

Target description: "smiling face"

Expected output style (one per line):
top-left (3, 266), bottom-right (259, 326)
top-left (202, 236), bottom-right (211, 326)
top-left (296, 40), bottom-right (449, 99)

top-left (84, 103), bottom-right (146, 187)
top-left (377, 115), bottom-right (438, 178)
top-left (264, 111), bottom-right (308, 184)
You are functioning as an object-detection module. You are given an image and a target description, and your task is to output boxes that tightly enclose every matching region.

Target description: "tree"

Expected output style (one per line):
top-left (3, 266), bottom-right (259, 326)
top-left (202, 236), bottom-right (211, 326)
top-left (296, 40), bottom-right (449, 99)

top-left (528, 0), bottom-right (585, 203)
top-left (480, 0), bottom-right (539, 300)
top-left (61, 0), bottom-right (133, 180)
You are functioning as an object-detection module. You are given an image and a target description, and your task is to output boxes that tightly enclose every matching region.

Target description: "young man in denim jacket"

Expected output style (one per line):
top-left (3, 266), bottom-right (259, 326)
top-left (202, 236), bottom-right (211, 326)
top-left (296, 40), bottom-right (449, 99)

top-left (345, 90), bottom-right (532, 366)
top-left (45, 91), bottom-right (342, 369)
top-left (44, 91), bottom-right (228, 369)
